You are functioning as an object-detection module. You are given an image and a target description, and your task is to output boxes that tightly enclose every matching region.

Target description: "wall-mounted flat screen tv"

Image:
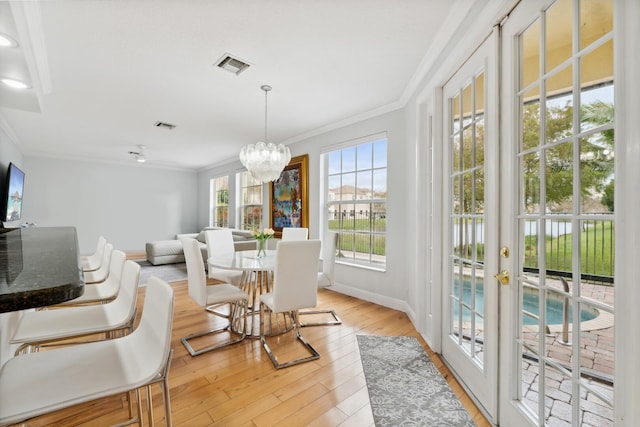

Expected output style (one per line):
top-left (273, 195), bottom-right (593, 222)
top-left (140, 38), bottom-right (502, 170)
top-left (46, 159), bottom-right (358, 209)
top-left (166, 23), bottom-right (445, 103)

top-left (4, 163), bottom-right (25, 222)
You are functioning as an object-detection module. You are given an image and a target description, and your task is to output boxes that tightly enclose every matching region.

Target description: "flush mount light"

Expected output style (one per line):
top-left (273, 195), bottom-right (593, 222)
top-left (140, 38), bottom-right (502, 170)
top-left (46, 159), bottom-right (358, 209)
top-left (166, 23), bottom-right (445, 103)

top-left (0, 33), bottom-right (18, 48)
top-left (1, 78), bottom-right (30, 90)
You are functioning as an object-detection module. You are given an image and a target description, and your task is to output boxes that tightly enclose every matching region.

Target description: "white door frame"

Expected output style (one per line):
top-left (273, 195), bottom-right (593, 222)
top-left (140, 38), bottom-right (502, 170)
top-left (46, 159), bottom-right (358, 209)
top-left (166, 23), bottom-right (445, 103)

top-left (614, 0), bottom-right (640, 424)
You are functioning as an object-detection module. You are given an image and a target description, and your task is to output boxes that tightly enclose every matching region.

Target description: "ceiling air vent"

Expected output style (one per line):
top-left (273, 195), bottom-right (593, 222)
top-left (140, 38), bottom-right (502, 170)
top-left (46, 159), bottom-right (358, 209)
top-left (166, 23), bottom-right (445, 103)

top-left (215, 53), bottom-right (251, 75)
top-left (154, 121), bottom-right (176, 130)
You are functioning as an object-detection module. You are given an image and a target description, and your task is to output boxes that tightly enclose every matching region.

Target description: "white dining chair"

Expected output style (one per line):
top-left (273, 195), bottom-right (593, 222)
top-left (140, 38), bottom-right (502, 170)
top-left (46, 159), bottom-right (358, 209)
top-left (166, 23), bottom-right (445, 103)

top-left (281, 227), bottom-right (308, 241)
top-left (180, 237), bottom-right (249, 356)
top-left (83, 242), bottom-right (114, 284)
top-left (300, 231), bottom-right (342, 327)
top-left (0, 276), bottom-right (175, 427)
top-left (204, 229), bottom-right (243, 286)
top-left (260, 239), bottom-right (321, 369)
top-left (81, 235), bottom-right (107, 272)
top-left (11, 259), bottom-right (141, 355)
top-left (57, 249), bottom-right (127, 306)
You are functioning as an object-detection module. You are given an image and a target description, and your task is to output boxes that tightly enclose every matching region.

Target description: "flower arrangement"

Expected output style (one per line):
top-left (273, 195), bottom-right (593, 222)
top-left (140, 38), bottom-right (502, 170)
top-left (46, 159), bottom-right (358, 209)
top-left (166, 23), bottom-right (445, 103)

top-left (252, 228), bottom-right (275, 257)
top-left (252, 227), bottom-right (275, 241)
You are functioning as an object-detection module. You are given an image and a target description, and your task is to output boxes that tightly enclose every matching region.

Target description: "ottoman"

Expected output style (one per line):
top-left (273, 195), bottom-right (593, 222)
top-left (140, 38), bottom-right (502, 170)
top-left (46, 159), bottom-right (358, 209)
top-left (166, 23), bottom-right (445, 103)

top-left (145, 240), bottom-right (185, 265)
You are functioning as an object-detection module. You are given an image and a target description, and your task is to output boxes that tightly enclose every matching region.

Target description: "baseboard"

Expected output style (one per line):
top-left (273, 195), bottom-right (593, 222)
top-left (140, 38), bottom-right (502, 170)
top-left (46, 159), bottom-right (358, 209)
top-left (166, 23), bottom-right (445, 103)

top-left (330, 282), bottom-right (411, 313)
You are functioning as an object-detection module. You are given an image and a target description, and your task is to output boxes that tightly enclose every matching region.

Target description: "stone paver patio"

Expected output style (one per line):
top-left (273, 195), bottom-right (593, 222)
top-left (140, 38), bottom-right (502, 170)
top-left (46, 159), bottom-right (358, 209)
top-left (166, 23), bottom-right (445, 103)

top-left (521, 282), bottom-right (614, 426)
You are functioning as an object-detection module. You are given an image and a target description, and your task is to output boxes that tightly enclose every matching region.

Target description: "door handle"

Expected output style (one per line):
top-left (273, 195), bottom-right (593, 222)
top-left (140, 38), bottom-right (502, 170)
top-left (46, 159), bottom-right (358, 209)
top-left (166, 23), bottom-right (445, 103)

top-left (494, 270), bottom-right (509, 285)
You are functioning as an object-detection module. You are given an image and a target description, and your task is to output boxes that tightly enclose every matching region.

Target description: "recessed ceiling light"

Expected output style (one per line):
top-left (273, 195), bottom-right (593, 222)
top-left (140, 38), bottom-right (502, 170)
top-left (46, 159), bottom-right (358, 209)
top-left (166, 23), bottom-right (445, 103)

top-left (0, 33), bottom-right (18, 48)
top-left (1, 78), bottom-right (30, 90)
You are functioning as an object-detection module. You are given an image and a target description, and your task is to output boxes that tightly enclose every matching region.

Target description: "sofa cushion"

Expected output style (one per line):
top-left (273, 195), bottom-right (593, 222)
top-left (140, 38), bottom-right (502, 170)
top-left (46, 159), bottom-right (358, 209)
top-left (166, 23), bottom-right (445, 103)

top-left (196, 231), bottom-right (206, 243)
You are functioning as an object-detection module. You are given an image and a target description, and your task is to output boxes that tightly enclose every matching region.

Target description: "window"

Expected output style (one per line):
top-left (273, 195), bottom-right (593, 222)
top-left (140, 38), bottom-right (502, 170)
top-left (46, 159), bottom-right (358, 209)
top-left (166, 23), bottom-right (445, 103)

top-left (211, 175), bottom-right (229, 227)
top-left (238, 171), bottom-right (263, 231)
top-left (324, 134), bottom-right (387, 268)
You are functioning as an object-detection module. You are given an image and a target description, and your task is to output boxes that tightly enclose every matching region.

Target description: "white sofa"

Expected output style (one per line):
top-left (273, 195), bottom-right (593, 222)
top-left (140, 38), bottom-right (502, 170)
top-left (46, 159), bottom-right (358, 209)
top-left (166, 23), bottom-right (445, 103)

top-left (145, 227), bottom-right (257, 265)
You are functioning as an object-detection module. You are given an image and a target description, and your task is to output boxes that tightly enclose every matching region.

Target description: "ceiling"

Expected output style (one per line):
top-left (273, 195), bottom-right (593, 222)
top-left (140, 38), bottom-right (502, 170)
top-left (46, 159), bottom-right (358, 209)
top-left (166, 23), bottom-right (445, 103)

top-left (0, 0), bottom-right (475, 171)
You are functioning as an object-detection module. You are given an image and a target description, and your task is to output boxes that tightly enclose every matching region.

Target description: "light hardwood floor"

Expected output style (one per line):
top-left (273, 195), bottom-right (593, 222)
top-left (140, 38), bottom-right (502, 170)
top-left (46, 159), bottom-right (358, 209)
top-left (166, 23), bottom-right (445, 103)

top-left (23, 278), bottom-right (490, 426)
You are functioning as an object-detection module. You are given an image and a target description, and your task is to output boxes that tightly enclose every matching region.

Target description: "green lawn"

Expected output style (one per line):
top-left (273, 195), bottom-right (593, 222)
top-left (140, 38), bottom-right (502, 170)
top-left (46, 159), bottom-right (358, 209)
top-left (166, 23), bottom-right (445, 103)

top-left (328, 219), bottom-right (386, 255)
top-left (454, 220), bottom-right (614, 280)
top-left (524, 221), bottom-right (614, 277)
top-left (330, 217), bottom-right (614, 278)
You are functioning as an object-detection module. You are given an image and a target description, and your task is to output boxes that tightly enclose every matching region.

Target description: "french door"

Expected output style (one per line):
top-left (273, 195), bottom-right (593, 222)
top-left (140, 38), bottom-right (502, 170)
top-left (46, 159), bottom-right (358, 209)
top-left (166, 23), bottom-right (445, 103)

top-left (442, 31), bottom-right (499, 421)
top-left (441, 1), bottom-right (616, 425)
top-left (499, 0), bottom-right (615, 425)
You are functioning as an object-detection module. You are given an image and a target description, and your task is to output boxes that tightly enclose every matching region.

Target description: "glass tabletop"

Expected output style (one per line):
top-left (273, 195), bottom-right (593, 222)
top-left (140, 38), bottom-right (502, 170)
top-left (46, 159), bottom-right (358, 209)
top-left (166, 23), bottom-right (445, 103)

top-left (208, 249), bottom-right (276, 271)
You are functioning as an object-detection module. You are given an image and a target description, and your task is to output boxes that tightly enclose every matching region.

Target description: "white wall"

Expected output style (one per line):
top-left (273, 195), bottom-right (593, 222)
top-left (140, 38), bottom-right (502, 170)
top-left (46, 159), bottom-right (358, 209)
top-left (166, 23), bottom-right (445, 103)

top-left (23, 156), bottom-right (198, 253)
top-left (197, 109), bottom-right (413, 309)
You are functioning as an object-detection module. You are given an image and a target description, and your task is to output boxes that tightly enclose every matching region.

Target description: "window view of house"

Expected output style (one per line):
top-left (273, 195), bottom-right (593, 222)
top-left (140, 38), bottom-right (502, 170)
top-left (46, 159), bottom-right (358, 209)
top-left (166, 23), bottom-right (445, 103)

top-left (325, 136), bottom-right (387, 268)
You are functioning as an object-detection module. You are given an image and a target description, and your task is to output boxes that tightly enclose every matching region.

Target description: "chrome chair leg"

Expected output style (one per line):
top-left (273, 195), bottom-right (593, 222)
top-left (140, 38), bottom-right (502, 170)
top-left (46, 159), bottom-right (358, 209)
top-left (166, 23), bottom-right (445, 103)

top-left (299, 308), bottom-right (342, 327)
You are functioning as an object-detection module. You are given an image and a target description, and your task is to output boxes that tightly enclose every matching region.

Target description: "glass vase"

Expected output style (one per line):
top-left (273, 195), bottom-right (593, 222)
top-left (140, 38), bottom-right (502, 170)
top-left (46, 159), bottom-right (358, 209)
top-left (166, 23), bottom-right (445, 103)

top-left (257, 238), bottom-right (267, 258)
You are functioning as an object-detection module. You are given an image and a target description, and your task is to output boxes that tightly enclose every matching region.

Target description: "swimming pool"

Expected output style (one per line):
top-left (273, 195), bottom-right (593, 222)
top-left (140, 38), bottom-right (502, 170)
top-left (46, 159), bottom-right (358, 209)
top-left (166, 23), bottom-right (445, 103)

top-left (453, 280), bottom-right (599, 325)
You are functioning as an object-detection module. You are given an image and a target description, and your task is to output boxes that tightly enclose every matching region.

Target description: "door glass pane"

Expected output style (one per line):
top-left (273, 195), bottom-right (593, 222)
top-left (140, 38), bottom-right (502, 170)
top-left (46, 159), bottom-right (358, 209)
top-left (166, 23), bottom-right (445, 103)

top-left (546, 220), bottom-right (573, 275)
top-left (579, 323), bottom-right (614, 427)
top-left (522, 19), bottom-right (540, 89)
top-left (580, 219), bottom-right (615, 278)
top-left (580, 0), bottom-right (613, 50)
top-left (580, 41), bottom-right (613, 134)
top-left (544, 363), bottom-right (572, 426)
top-left (463, 83), bottom-right (473, 127)
top-left (546, 0), bottom-right (572, 73)
top-left (453, 175), bottom-right (462, 215)
top-left (463, 126), bottom-right (473, 170)
top-left (453, 133), bottom-right (461, 173)
top-left (521, 344), bottom-right (540, 414)
top-left (545, 65), bottom-right (573, 144)
top-left (475, 119), bottom-right (485, 167)
top-left (523, 152), bottom-right (541, 213)
top-left (476, 219), bottom-right (485, 262)
top-left (475, 312), bottom-right (484, 361)
top-left (475, 73), bottom-right (484, 117)
top-left (463, 173), bottom-right (473, 214)
top-left (453, 95), bottom-right (461, 132)
top-left (545, 141), bottom-right (573, 214)
top-left (522, 86), bottom-right (541, 150)
top-left (523, 219), bottom-right (540, 271)
top-left (475, 169), bottom-right (485, 213)
top-left (580, 135), bottom-right (614, 214)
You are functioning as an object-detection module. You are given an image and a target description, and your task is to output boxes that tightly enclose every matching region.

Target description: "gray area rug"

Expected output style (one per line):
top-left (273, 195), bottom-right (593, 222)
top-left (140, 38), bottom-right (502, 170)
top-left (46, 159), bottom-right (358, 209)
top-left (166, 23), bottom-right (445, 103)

top-left (135, 260), bottom-right (188, 285)
top-left (357, 335), bottom-right (476, 427)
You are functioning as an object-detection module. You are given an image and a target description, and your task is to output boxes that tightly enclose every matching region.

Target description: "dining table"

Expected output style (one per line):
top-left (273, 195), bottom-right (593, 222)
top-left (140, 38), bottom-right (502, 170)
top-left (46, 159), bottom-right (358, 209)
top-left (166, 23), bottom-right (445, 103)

top-left (208, 249), bottom-right (277, 337)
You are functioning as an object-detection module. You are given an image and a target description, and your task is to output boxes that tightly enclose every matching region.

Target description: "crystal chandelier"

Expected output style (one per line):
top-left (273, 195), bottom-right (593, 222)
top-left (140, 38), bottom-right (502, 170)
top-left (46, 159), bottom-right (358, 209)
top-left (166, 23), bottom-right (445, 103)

top-left (239, 85), bottom-right (291, 183)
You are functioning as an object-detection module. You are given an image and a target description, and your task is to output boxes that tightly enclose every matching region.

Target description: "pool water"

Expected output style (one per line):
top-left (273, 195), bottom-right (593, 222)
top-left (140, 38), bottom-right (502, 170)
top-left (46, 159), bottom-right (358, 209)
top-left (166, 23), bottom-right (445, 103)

top-left (453, 280), bottom-right (598, 325)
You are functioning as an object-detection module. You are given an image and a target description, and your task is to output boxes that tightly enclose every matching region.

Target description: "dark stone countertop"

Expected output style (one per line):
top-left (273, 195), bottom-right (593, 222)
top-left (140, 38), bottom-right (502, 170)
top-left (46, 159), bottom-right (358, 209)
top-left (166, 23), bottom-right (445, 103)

top-left (0, 227), bottom-right (84, 313)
